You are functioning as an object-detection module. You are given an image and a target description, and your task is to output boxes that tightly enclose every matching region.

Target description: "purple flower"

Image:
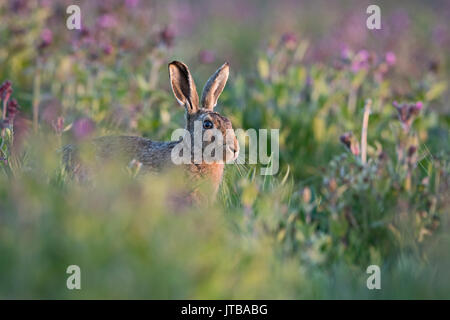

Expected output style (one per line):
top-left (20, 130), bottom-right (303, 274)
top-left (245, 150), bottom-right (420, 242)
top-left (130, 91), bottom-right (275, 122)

top-left (358, 50), bottom-right (369, 60)
top-left (97, 14), bottom-right (117, 29)
top-left (6, 99), bottom-right (20, 124)
top-left (393, 101), bottom-right (423, 131)
top-left (0, 80), bottom-right (12, 100)
top-left (38, 28), bottom-right (53, 50)
top-left (340, 46), bottom-right (352, 61)
top-left (79, 27), bottom-right (91, 38)
top-left (351, 50), bottom-right (370, 73)
top-left (73, 118), bottom-right (96, 140)
top-left (10, 0), bottom-right (28, 13)
top-left (281, 32), bottom-right (298, 50)
top-left (340, 132), bottom-right (360, 156)
top-left (102, 43), bottom-right (113, 55)
top-left (198, 50), bottom-right (215, 64)
top-left (385, 52), bottom-right (396, 66)
top-left (159, 26), bottom-right (176, 48)
top-left (74, 27), bottom-right (95, 48)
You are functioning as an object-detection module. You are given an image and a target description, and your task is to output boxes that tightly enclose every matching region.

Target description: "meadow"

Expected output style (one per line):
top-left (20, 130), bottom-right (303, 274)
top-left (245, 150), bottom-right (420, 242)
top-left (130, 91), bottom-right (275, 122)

top-left (0, 0), bottom-right (449, 298)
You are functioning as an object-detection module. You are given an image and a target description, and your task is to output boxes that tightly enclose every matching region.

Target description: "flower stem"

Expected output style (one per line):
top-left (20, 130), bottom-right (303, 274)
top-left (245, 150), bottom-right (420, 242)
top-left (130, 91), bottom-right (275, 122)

top-left (361, 99), bottom-right (372, 164)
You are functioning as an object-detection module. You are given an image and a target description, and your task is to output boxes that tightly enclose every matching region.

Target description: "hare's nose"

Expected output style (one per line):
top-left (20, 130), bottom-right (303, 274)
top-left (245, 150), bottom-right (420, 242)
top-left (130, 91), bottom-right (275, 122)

top-left (229, 141), bottom-right (239, 155)
top-left (226, 143), bottom-right (237, 153)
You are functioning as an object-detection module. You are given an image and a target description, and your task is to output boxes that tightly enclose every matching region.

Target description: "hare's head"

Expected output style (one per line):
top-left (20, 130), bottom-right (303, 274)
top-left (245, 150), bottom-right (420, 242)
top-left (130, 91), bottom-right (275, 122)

top-left (168, 61), bottom-right (239, 164)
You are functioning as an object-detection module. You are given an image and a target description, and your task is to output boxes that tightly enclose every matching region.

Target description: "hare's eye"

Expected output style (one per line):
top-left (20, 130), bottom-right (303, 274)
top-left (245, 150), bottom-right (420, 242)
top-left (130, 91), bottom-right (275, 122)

top-left (203, 119), bottom-right (214, 129)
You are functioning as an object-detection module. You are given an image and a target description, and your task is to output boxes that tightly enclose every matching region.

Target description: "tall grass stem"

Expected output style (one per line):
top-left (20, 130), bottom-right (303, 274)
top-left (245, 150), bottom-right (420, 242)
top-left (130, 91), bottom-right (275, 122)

top-left (361, 99), bottom-right (372, 164)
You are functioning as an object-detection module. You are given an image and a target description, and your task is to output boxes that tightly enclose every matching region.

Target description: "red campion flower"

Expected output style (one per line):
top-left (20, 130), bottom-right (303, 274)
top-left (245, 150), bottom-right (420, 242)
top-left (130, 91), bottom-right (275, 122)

top-left (38, 28), bottom-right (53, 51)
top-left (393, 101), bottom-right (423, 131)
top-left (340, 132), bottom-right (360, 156)
top-left (0, 80), bottom-right (12, 100)
top-left (6, 98), bottom-right (20, 124)
top-left (159, 26), bottom-right (176, 48)
top-left (281, 32), bottom-right (298, 50)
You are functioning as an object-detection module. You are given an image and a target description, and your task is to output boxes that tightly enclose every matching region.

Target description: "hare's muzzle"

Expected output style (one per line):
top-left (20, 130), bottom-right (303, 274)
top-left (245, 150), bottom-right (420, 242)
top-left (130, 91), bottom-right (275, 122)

top-left (225, 130), bottom-right (239, 162)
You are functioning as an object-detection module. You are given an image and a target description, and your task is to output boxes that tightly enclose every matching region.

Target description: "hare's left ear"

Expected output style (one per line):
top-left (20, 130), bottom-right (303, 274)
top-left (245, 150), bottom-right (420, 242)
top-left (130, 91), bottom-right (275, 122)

top-left (169, 61), bottom-right (199, 114)
top-left (201, 62), bottom-right (229, 110)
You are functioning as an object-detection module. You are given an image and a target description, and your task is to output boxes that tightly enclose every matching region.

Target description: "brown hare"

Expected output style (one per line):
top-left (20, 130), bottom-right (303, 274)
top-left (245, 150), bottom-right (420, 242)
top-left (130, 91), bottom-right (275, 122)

top-left (63, 61), bottom-right (239, 201)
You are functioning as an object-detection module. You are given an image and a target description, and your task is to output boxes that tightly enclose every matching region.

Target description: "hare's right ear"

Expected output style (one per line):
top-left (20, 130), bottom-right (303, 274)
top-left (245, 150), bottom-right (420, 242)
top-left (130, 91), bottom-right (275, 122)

top-left (201, 62), bottom-right (229, 110)
top-left (168, 61), bottom-right (199, 114)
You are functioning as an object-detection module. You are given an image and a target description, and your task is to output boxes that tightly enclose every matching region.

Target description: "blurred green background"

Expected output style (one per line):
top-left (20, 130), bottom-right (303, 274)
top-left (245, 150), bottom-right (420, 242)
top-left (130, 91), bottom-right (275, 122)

top-left (0, 0), bottom-right (449, 298)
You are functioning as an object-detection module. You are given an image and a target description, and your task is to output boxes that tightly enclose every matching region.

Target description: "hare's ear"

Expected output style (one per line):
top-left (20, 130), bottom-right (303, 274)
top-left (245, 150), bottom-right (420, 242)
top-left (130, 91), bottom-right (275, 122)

top-left (201, 62), bottom-right (229, 110)
top-left (168, 61), bottom-right (199, 114)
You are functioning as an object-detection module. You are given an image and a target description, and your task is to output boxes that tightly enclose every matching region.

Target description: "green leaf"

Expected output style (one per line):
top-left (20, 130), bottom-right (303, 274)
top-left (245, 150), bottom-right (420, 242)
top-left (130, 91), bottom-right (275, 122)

top-left (426, 81), bottom-right (447, 101)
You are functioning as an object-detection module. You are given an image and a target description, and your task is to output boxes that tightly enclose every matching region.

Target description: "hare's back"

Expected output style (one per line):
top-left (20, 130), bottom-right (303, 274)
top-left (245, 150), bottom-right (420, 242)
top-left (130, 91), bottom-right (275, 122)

top-left (93, 136), bottom-right (151, 159)
top-left (93, 136), bottom-right (178, 169)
